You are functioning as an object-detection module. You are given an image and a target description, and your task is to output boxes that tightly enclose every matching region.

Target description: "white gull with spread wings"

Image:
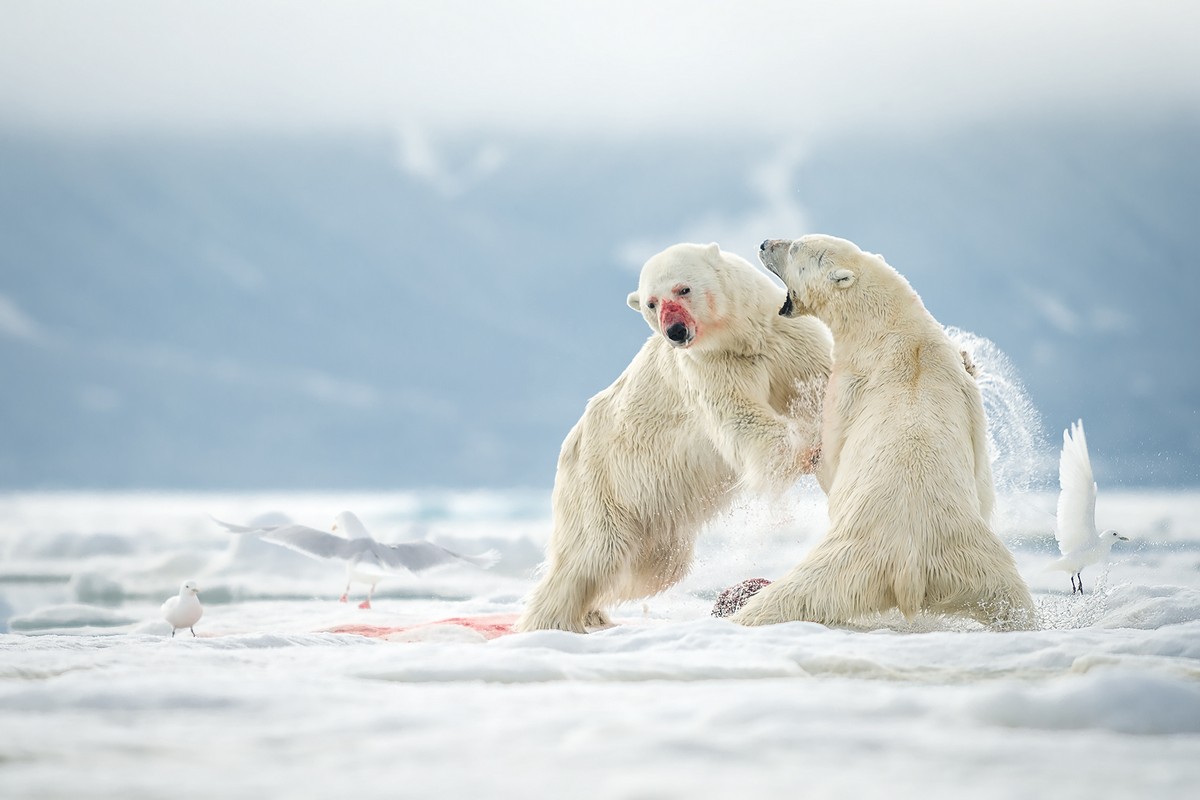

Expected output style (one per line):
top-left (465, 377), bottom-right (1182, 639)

top-left (214, 511), bottom-right (499, 608)
top-left (1047, 420), bottom-right (1127, 594)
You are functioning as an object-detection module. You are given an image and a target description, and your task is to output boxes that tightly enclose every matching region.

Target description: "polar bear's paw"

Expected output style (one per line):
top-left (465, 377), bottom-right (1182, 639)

top-left (513, 607), bottom-right (587, 634)
top-left (960, 349), bottom-right (978, 378)
top-left (971, 592), bottom-right (1038, 631)
top-left (583, 609), bottom-right (614, 628)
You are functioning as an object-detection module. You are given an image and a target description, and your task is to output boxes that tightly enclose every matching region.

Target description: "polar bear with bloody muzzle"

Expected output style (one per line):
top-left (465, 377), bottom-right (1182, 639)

top-left (515, 242), bottom-right (832, 633)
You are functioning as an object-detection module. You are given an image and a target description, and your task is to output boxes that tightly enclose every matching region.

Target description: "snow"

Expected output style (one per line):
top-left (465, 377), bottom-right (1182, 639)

top-left (1, 488), bottom-right (1199, 799)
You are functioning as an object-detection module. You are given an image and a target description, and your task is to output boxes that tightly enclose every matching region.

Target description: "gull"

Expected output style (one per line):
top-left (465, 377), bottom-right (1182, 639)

top-left (1047, 420), bottom-right (1128, 594)
top-left (162, 580), bottom-right (203, 637)
top-left (213, 511), bottom-right (499, 609)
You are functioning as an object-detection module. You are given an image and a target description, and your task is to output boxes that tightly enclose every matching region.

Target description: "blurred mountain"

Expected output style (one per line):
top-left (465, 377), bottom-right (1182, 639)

top-left (1, 115), bottom-right (1196, 489)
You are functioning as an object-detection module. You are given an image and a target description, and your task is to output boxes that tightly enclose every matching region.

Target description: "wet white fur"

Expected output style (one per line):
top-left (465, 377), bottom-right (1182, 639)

top-left (735, 235), bottom-right (1034, 630)
top-left (515, 243), bottom-right (832, 633)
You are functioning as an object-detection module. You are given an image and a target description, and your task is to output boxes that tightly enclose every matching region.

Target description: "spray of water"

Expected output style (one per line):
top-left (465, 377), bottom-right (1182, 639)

top-left (945, 326), bottom-right (1051, 496)
top-left (944, 325), bottom-right (1062, 555)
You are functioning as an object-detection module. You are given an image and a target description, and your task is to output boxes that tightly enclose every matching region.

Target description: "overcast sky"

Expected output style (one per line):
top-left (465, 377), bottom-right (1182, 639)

top-left (2, 1), bottom-right (1198, 140)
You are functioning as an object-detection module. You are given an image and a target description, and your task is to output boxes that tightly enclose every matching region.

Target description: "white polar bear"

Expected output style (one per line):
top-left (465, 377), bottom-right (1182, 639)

top-left (515, 243), bottom-right (833, 633)
top-left (733, 234), bottom-right (1035, 630)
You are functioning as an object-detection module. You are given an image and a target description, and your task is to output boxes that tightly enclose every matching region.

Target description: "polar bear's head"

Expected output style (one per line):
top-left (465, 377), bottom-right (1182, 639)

top-left (627, 242), bottom-right (764, 351)
top-left (758, 234), bottom-right (907, 329)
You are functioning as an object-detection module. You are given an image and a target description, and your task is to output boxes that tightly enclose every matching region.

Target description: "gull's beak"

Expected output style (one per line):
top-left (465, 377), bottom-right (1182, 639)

top-left (1117, 534), bottom-right (1129, 541)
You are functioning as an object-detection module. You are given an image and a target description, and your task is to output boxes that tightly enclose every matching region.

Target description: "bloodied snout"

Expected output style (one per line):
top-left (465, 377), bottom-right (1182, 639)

top-left (659, 299), bottom-right (694, 347)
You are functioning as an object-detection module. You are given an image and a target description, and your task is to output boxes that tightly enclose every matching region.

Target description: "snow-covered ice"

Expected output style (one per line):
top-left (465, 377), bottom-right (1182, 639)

top-left (1, 487), bottom-right (1198, 799)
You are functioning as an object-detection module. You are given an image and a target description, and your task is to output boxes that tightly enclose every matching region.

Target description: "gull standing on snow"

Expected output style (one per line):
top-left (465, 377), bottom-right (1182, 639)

top-left (1047, 420), bottom-right (1128, 594)
top-left (213, 511), bottom-right (499, 609)
top-left (162, 580), bottom-right (203, 637)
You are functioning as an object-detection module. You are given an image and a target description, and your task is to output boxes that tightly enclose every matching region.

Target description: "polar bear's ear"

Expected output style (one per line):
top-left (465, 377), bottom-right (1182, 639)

top-left (627, 291), bottom-right (642, 311)
top-left (829, 268), bottom-right (856, 289)
top-left (705, 242), bottom-right (721, 258)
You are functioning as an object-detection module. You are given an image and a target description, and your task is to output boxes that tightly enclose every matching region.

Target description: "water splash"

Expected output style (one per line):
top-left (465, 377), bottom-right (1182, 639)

top-left (945, 326), bottom-right (1051, 496)
top-left (1035, 568), bottom-right (1117, 630)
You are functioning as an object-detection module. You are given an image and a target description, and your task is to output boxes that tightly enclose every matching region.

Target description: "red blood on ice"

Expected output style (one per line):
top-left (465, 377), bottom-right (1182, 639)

top-left (328, 614), bottom-right (517, 640)
top-left (711, 578), bottom-right (772, 617)
top-left (434, 616), bottom-right (514, 638)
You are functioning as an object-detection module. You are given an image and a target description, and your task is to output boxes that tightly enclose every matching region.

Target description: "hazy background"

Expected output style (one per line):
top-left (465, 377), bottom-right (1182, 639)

top-left (2, 1), bottom-right (1198, 490)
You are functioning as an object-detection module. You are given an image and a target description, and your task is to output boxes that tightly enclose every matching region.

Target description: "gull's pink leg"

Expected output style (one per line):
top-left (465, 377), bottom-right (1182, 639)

top-left (358, 582), bottom-right (376, 610)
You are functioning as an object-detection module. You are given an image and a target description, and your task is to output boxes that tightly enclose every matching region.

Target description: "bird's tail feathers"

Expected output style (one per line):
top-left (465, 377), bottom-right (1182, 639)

top-left (1043, 555), bottom-right (1072, 573)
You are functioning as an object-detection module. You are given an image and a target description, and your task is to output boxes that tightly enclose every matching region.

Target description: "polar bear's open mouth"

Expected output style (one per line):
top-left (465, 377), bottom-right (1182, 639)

top-left (779, 293), bottom-right (795, 317)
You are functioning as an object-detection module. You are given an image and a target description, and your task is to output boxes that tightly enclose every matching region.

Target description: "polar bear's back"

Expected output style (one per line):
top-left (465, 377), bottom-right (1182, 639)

top-left (833, 328), bottom-right (986, 504)
top-left (826, 327), bottom-right (1012, 616)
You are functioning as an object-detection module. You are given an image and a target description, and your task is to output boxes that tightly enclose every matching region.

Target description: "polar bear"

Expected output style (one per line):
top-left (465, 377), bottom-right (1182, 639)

top-left (733, 234), bottom-right (1035, 630)
top-left (515, 243), bottom-right (833, 633)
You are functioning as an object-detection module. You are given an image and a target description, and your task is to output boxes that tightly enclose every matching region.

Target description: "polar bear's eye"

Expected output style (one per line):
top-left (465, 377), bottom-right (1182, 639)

top-left (647, 301), bottom-right (657, 310)
top-left (678, 287), bottom-right (690, 296)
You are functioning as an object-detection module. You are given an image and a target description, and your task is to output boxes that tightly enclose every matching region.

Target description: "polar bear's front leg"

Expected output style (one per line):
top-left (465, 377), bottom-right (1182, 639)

top-left (515, 514), bottom-right (631, 634)
top-left (516, 561), bottom-right (610, 633)
top-left (730, 562), bottom-right (840, 627)
top-left (699, 393), bottom-right (809, 492)
top-left (731, 539), bottom-right (888, 627)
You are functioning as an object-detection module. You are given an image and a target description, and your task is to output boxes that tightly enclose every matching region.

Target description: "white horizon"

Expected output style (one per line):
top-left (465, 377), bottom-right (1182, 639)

top-left (2, 1), bottom-right (1198, 140)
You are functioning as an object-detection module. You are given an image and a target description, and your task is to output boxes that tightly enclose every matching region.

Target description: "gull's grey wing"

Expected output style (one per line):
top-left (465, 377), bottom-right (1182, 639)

top-left (1055, 420), bottom-right (1098, 556)
top-left (214, 516), bottom-right (498, 573)
top-left (214, 517), bottom-right (361, 562)
top-left (354, 540), bottom-right (500, 574)
top-left (258, 525), bottom-right (366, 561)
top-left (212, 516), bottom-right (285, 535)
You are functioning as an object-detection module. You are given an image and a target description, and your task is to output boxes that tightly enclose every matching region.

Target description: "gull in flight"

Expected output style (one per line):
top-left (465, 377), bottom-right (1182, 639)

top-left (214, 511), bottom-right (499, 608)
top-left (1047, 420), bottom-right (1128, 594)
top-left (162, 580), bottom-right (203, 637)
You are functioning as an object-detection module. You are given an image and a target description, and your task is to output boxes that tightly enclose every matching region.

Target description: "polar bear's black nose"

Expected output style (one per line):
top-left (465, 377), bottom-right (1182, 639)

top-left (666, 323), bottom-right (689, 343)
top-left (760, 240), bottom-right (769, 252)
